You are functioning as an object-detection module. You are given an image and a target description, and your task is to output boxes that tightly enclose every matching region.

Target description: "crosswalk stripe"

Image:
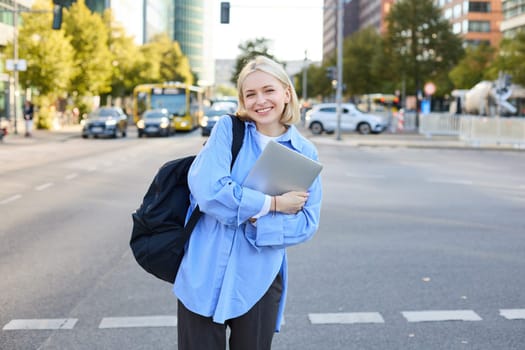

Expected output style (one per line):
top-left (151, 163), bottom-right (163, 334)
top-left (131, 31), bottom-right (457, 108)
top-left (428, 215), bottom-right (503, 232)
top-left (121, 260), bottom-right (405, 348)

top-left (3, 318), bottom-right (78, 330)
top-left (500, 309), bottom-right (525, 320)
top-left (402, 310), bottom-right (482, 322)
top-left (308, 312), bottom-right (385, 324)
top-left (99, 316), bottom-right (178, 328)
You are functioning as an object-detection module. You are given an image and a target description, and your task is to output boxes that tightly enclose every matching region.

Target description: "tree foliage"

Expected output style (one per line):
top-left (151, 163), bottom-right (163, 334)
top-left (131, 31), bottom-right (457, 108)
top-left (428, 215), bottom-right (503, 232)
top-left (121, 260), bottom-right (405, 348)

top-left (342, 27), bottom-right (385, 95)
top-left (5, 0), bottom-right (74, 97)
top-left (62, 0), bottom-right (112, 96)
top-left (491, 31), bottom-right (525, 86)
top-left (143, 33), bottom-right (193, 85)
top-left (449, 43), bottom-right (496, 89)
top-left (102, 9), bottom-right (144, 97)
top-left (384, 0), bottom-right (464, 96)
top-left (295, 63), bottom-right (335, 100)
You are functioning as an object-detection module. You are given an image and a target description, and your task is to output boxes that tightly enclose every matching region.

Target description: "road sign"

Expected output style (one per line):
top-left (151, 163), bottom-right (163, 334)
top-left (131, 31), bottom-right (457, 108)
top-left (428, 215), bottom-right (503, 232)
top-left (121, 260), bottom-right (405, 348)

top-left (424, 82), bottom-right (436, 96)
top-left (6, 59), bottom-right (27, 71)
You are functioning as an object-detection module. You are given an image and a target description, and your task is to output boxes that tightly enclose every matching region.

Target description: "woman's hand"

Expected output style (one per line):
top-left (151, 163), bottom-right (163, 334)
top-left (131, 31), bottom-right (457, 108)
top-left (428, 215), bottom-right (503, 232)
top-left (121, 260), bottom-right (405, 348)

top-left (274, 191), bottom-right (309, 214)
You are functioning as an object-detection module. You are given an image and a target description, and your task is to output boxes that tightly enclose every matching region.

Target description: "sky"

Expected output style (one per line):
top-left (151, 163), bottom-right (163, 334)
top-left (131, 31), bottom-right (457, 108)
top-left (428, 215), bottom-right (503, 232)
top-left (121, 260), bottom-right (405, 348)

top-left (211, 0), bottom-right (324, 62)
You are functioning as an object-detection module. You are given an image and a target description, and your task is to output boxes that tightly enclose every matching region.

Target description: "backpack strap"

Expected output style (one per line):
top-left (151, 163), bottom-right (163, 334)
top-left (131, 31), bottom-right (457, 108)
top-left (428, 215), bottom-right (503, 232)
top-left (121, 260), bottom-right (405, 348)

top-left (229, 114), bottom-right (245, 169)
top-left (185, 115), bottom-right (245, 231)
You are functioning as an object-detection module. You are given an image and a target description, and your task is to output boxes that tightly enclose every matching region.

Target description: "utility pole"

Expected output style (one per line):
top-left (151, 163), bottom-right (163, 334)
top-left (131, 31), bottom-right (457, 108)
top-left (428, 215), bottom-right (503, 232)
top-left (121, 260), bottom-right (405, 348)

top-left (13, 0), bottom-right (19, 135)
top-left (335, 0), bottom-right (344, 141)
top-left (302, 50), bottom-right (308, 126)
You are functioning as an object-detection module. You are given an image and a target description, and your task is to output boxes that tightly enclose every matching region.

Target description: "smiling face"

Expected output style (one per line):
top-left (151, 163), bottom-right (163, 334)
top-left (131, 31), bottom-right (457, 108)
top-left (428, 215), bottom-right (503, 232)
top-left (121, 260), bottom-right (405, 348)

top-left (240, 70), bottom-right (291, 135)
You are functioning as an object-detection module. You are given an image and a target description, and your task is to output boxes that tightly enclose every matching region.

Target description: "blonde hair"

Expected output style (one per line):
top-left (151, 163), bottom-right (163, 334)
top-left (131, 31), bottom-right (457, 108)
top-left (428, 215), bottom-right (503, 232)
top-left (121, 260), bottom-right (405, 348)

top-left (236, 56), bottom-right (300, 125)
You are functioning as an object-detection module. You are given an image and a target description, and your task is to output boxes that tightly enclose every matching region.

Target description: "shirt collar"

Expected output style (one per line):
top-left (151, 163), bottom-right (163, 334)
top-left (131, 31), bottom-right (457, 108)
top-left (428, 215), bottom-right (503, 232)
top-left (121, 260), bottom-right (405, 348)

top-left (246, 121), bottom-right (303, 152)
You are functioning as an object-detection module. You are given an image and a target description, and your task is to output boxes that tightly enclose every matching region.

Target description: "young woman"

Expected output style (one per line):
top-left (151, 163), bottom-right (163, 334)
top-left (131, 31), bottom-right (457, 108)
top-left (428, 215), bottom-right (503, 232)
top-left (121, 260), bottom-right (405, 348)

top-left (174, 56), bottom-right (322, 350)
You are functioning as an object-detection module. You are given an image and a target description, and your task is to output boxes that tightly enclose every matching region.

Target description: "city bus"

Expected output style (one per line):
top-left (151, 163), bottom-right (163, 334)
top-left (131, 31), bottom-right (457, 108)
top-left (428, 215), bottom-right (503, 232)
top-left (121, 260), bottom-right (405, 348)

top-left (132, 82), bottom-right (204, 131)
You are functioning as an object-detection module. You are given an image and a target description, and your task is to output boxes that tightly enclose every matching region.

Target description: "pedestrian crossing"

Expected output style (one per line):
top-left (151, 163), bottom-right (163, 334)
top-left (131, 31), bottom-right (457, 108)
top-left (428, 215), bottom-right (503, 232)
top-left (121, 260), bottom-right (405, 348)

top-left (3, 309), bottom-right (525, 331)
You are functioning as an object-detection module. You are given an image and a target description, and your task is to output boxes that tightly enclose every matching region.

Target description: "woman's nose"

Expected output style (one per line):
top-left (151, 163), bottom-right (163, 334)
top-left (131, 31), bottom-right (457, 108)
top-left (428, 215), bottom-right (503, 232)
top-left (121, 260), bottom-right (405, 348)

top-left (255, 92), bottom-right (266, 104)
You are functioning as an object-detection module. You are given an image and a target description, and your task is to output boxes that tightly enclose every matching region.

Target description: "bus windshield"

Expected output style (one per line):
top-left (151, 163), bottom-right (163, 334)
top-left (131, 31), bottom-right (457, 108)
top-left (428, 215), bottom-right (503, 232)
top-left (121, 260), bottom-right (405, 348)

top-left (151, 93), bottom-right (186, 116)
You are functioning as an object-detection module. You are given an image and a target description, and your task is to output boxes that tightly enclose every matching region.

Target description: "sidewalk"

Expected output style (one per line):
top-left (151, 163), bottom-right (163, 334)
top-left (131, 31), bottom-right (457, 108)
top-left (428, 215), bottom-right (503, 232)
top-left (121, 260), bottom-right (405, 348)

top-left (1, 123), bottom-right (524, 151)
top-left (0, 124), bottom-right (83, 146)
top-left (300, 127), bottom-right (525, 152)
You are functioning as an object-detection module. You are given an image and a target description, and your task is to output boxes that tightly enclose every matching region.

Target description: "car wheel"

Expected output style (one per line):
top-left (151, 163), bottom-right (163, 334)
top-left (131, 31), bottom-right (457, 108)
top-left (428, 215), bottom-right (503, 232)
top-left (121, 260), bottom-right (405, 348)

top-left (357, 122), bottom-right (372, 135)
top-left (310, 122), bottom-right (324, 135)
top-left (82, 135), bottom-right (88, 139)
top-left (122, 129), bottom-right (127, 137)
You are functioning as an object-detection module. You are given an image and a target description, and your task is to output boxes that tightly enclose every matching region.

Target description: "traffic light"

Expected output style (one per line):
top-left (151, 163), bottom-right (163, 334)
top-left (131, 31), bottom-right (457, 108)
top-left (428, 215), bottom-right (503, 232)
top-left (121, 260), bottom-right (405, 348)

top-left (220, 2), bottom-right (230, 24)
top-left (52, 0), bottom-right (75, 30)
top-left (52, 3), bottom-right (63, 30)
top-left (325, 66), bottom-right (336, 80)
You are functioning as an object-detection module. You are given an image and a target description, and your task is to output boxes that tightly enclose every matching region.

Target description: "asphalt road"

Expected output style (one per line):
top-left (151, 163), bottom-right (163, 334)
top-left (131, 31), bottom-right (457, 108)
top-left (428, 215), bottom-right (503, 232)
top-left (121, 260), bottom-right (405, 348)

top-left (1, 130), bottom-right (524, 349)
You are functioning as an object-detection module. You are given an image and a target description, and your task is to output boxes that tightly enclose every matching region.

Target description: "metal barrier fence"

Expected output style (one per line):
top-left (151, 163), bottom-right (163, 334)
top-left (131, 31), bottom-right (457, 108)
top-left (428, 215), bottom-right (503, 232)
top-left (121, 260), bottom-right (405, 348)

top-left (460, 116), bottom-right (525, 146)
top-left (419, 113), bottom-right (460, 136)
top-left (416, 113), bottom-right (525, 146)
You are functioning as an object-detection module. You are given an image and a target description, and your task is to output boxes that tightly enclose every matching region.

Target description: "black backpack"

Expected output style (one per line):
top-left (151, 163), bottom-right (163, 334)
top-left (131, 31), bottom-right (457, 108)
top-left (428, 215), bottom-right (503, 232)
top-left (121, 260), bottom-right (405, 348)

top-left (130, 115), bottom-right (245, 283)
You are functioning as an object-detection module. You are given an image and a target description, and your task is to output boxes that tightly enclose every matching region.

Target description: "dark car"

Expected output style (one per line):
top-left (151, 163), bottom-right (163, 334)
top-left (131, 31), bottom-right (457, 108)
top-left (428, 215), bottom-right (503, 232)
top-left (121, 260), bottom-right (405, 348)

top-left (200, 109), bottom-right (231, 136)
top-left (82, 107), bottom-right (128, 138)
top-left (137, 109), bottom-right (174, 137)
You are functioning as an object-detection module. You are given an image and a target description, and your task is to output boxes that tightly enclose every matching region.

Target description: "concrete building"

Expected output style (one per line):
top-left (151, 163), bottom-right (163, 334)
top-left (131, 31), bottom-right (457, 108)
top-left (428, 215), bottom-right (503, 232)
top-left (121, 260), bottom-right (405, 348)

top-left (323, 0), bottom-right (504, 62)
top-left (435, 0), bottom-right (503, 47)
top-left (323, 0), bottom-right (394, 61)
top-left (500, 0), bottom-right (525, 37)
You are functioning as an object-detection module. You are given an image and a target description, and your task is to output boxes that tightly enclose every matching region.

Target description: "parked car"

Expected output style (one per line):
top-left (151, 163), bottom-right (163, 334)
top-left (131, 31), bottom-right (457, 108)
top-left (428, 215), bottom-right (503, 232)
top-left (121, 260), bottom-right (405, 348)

top-left (200, 104), bottom-right (237, 136)
top-left (137, 109), bottom-right (174, 137)
top-left (81, 107), bottom-right (128, 138)
top-left (305, 103), bottom-right (388, 135)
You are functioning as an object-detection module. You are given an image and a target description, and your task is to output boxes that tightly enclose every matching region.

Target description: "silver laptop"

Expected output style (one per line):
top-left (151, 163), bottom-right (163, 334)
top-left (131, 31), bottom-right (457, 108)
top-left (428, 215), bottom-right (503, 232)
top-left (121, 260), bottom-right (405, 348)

top-left (243, 141), bottom-right (323, 196)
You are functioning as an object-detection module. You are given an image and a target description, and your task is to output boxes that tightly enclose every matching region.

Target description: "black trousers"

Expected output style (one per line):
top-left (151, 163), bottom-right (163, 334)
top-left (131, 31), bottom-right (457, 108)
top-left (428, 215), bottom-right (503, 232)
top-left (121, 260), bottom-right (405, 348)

top-left (177, 274), bottom-right (283, 350)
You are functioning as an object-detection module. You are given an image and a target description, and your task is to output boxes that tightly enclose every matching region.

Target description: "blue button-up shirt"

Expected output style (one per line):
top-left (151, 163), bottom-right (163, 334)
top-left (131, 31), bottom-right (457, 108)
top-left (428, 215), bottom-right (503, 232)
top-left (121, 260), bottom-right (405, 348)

top-left (173, 116), bottom-right (322, 331)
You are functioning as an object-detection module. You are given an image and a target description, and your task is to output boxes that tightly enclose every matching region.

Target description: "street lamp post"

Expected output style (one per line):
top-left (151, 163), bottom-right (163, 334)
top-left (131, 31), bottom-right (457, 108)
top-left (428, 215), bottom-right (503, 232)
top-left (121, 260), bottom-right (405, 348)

top-left (302, 50), bottom-right (308, 127)
top-left (13, 0), bottom-right (19, 135)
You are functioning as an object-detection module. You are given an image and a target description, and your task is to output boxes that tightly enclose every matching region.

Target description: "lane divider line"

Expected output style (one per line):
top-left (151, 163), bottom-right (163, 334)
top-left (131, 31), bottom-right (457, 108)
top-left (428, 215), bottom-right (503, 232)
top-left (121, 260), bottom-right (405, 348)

top-left (99, 316), bottom-right (178, 329)
top-left (3, 318), bottom-right (78, 330)
top-left (0, 194), bottom-right (22, 205)
top-left (35, 183), bottom-right (54, 191)
top-left (308, 312), bottom-right (385, 324)
top-left (402, 310), bottom-right (482, 322)
top-left (65, 173), bottom-right (79, 180)
top-left (500, 309), bottom-right (525, 320)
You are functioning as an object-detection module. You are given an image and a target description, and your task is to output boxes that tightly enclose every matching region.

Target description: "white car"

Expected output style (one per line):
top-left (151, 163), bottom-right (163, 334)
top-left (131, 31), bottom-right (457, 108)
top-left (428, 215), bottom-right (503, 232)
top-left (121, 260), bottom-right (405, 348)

top-left (305, 103), bottom-right (388, 135)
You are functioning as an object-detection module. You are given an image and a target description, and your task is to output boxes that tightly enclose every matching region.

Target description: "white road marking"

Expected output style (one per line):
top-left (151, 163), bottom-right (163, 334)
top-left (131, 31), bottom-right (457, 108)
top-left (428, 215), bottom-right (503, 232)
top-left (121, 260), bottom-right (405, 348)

top-left (500, 309), bottom-right (525, 320)
top-left (346, 173), bottom-right (386, 179)
top-left (426, 178), bottom-right (473, 185)
top-left (65, 173), bottom-right (79, 180)
top-left (99, 316), bottom-right (178, 328)
top-left (402, 310), bottom-right (482, 322)
top-left (308, 312), bottom-right (385, 324)
top-left (0, 194), bottom-right (22, 205)
top-left (35, 182), bottom-right (54, 191)
top-left (3, 318), bottom-right (78, 330)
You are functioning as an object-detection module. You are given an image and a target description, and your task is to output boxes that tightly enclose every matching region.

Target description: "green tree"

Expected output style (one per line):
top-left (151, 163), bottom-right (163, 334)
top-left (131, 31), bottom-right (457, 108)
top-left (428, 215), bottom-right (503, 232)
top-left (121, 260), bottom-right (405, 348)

top-left (9, 0), bottom-right (75, 96)
top-left (4, 0), bottom-right (75, 128)
top-left (295, 64), bottom-right (335, 100)
top-left (140, 33), bottom-right (193, 85)
top-left (449, 43), bottom-right (496, 89)
top-left (343, 27), bottom-right (384, 95)
top-left (385, 0), bottom-right (463, 119)
top-left (231, 38), bottom-right (280, 85)
top-left (491, 31), bottom-right (525, 86)
top-left (102, 9), bottom-right (143, 97)
top-left (62, 0), bottom-right (112, 97)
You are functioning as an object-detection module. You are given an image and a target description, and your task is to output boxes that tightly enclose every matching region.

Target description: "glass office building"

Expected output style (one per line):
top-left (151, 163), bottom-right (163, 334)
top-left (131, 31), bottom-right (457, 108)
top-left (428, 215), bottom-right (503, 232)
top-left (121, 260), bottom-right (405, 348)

top-left (173, 0), bottom-right (205, 82)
